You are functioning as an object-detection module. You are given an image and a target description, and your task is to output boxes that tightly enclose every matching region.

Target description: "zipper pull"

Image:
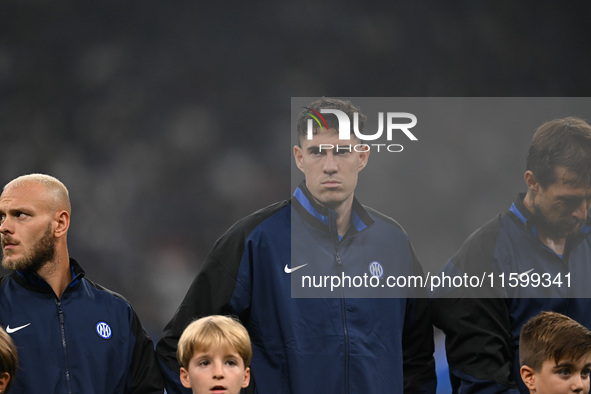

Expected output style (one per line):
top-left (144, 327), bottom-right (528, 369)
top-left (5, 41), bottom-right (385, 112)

top-left (56, 301), bottom-right (65, 324)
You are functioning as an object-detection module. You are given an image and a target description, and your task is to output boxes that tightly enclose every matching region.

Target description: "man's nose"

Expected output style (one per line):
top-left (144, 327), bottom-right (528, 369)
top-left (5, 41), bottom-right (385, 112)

top-left (322, 153), bottom-right (338, 173)
top-left (0, 216), bottom-right (12, 234)
top-left (573, 199), bottom-right (589, 220)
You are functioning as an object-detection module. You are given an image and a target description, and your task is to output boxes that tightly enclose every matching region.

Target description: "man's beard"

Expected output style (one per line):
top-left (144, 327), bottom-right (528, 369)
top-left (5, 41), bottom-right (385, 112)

top-left (531, 202), bottom-right (585, 240)
top-left (1, 224), bottom-right (55, 272)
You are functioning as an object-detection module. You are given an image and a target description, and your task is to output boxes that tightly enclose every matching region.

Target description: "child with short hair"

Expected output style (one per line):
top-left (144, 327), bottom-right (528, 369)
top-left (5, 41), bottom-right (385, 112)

top-left (177, 315), bottom-right (251, 394)
top-left (0, 327), bottom-right (17, 393)
top-left (520, 311), bottom-right (591, 394)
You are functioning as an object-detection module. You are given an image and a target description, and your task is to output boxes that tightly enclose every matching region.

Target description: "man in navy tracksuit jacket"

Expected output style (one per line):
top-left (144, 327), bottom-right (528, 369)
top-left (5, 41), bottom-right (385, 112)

top-left (0, 174), bottom-right (163, 393)
top-left (157, 98), bottom-right (436, 393)
top-left (431, 117), bottom-right (591, 393)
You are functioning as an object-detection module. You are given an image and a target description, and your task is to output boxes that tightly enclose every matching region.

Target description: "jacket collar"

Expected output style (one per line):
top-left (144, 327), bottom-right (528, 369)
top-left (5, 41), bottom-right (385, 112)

top-left (12, 258), bottom-right (85, 295)
top-left (509, 193), bottom-right (591, 236)
top-left (291, 181), bottom-right (374, 236)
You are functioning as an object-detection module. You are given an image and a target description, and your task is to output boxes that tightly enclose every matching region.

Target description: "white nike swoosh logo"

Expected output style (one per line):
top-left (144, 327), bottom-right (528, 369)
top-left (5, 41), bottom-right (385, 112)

top-left (6, 323), bottom-right (31, 334)
top-left (284, 263), bottom-right (308, 274)
top-left (519, 268), bottom-right (535, 278)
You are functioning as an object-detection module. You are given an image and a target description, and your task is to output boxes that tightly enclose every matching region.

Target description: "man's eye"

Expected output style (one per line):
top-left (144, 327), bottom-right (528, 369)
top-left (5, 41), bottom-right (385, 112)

top-left (582, 368), bottom-right (591, 378)
top-left (226, 359), bottom-right (237, 366)
top-left (198, 360), bottom-right (210, 367)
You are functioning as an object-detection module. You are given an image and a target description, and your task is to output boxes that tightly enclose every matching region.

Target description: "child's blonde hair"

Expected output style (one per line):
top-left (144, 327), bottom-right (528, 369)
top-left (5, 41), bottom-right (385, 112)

top-left (177, 315), bottom-right (252, 369)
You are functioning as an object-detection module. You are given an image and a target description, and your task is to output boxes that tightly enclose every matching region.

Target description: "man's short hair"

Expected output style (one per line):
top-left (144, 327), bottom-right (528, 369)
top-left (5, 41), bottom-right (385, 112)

top-left (0, 327), bottom-right (18, 392)
top-left (177, 315), bottom-right (252, 370)
top-left (296, 97), bottom-right (366, 143)
top-left (3, 173), bottom-right (71, 214)
top-left (526, 117), bottom-right (591, 188)
top-left (520, 311), bottom-right (591, 371)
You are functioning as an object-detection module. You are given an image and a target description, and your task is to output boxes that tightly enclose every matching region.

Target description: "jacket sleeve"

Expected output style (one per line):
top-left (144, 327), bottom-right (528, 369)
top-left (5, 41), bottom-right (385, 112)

top-left (402, 245), bottom-right (437, 393)
top-left (431, 297), bottom-right (518, 393)
top-left (430, 216), bottom-right (520, 393)
top-left (155, 213), bottom-right (262, 394)
top-left (128, 309), bottom-right (165, 393)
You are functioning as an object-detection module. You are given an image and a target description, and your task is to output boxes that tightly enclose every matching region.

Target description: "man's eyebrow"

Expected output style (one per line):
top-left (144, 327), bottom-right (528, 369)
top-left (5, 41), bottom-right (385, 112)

top-left (2, 206), bottom-right (34, 214)
top-left (306, 145), bottom-right (331, 153)
top-left (556, 195), bottom-right (591, 203)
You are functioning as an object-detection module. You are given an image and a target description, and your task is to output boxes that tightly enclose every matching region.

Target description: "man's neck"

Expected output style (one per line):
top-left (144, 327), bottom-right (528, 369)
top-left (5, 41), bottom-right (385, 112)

top-left (37, 254), bottom-right (71, 299)
top-left (535, 230), bottom-right (567, 256)
top-left (328, 198), bottom-right (354, 238)
top-left (523, 191), bottom-right (567, 255)
top-left (306, 187), bottom-right (356, 238)
top-left (335, 208), bottom-right (352, 238)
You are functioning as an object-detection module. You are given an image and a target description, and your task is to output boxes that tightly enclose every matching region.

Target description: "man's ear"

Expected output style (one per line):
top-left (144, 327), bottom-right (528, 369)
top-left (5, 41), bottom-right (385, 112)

top-left (524, 170), bottom-right (540, 194)
top-left (520, 365), bottom-right (536, 390)
top-left (54, 210), bottom-right (70, 238)
top-left (357, 145), bottom-right (370, 172)
top-left (294, 145), bottom-right (304, 172)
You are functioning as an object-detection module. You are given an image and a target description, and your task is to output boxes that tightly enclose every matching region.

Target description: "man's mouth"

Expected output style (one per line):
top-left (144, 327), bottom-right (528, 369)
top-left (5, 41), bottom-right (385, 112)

top-left (1, 238), bottom-right (18, 250)
top-left (210, 386), bottom-right (227, 392)
top-left (564, 217), bottom-right (585, 231)
top-left (322, 179), bottom-right (341, 187)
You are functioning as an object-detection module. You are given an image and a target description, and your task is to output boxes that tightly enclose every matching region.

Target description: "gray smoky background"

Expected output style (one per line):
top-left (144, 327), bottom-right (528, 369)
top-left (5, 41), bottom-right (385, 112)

top-left (2, 1), bottom-right (591, 347)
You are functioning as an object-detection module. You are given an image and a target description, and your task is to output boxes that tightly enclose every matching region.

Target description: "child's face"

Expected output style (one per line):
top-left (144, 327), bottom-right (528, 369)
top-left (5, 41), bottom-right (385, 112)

top-left (180, 345), bottom-right (250, 394)
top-left (522, 356), bottom-right (591, 394)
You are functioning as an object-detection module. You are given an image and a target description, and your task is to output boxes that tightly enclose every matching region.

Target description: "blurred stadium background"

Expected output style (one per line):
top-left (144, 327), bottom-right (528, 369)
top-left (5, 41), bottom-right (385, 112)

top-left (2, 2), bottom-right (591, 391)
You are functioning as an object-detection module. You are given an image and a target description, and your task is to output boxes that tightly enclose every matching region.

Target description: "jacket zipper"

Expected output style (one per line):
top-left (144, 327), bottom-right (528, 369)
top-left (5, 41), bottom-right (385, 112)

top-left (330, 211), bottom-right (350, 394)
top-left (56, 300), bottom-right (72, 394)
top-left (337, 251), bottom-right (350, 394)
